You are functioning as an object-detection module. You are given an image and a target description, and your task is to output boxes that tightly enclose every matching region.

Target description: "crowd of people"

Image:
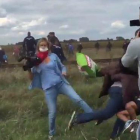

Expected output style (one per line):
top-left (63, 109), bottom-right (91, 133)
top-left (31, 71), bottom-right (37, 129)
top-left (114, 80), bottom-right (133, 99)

top-left (9, 30), bottom-right (140, 140)
top-left (68, 29), bottom-right (140, 140)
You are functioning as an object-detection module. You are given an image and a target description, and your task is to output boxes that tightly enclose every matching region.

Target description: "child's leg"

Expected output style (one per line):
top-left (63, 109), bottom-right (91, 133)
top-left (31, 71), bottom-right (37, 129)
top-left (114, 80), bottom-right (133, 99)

top-left (117, 110), bottom-right (130, 122)
top-left (125, 101), bottom-right (138, 120)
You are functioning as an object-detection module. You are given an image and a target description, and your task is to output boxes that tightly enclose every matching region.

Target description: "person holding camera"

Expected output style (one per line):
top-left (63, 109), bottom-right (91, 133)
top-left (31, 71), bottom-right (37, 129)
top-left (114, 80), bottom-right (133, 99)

top-left (121, 28), bottom-right (140, 139)
top-left (28, 38), bottom-right (93, 139)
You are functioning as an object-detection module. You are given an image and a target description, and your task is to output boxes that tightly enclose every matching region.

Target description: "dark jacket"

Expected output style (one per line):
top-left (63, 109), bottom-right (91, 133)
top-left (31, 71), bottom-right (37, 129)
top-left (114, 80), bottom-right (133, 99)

top-left (23, 36), bottom-right (36, 52)
top-left (112, 73), bottom-right (140, 104)
top-left (99, 61), bottom-right (138, 98)
top-left (0, 50), bottom-right (5, 62)
top-left (51, 45), bottom-right (66, 63)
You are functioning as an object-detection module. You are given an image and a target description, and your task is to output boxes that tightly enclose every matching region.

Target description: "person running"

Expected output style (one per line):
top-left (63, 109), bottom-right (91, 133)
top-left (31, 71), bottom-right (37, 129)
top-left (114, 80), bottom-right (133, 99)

top-left (68, 43), bottom-right (74, 55)
top-left (111, 73), bottom-right (140, 133)
top-left (67, 63), bottom-right (125, 139)
top-left (48, 33), bottom-right (67, 62)
top-left (94, 41), bottom-right (100, 53)
top-left (28, 38), bottom-right (93, 139)
top-left (23, 32), bottom-right (36, 56)
top-left (106, 41), bottom-right (112, 52)
top-left (122, 40), bottom-right (130, 54)
top-left (68, 61), bottom-right (140, 139)
top-left (49, 37), bottom-right (66, 63)
top-left (0, 47), bottom-right (7, 64)
top-left (48, 32), bottom-right (61, 47)
top-left (77, 43), bottom-right (83, 52)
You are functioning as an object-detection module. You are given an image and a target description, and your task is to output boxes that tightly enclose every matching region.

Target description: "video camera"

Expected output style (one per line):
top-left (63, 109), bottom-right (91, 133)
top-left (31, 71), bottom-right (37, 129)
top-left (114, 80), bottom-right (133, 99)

top-left (18, 51), bottom-right (41, 71)
top-left (130, 7), bottom-right (140, 26)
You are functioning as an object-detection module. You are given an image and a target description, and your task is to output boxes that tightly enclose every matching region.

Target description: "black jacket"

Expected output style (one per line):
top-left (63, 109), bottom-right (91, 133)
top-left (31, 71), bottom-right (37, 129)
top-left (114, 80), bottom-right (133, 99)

top-left (23, 36), bottom-right (36, 52)
top-left (51, 45), bottom-right (66, 62)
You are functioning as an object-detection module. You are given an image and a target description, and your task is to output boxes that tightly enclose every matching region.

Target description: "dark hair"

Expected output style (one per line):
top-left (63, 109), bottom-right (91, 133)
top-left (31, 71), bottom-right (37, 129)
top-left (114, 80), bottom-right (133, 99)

top-left (135, 28), bottom-right (140, 36)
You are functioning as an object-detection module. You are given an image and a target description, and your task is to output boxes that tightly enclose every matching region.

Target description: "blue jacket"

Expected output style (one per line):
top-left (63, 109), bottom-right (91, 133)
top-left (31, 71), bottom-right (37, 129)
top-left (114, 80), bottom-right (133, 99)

top-left (29, 53), bottom-right (69, 90)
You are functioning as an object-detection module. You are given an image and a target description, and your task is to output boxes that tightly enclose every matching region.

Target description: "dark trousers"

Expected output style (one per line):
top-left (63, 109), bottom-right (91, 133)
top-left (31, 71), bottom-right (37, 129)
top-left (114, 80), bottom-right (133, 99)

top-left (110, 118), bottom-right (125, 139)
top-left (75, 87), bottom-right (125, 138)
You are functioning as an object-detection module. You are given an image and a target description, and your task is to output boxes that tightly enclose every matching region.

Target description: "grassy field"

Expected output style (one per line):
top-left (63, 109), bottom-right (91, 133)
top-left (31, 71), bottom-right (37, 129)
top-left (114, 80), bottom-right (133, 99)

top-left (0, 66), bottom-right (136, 140)
top-left (0, 42), bottom-right (136, 140)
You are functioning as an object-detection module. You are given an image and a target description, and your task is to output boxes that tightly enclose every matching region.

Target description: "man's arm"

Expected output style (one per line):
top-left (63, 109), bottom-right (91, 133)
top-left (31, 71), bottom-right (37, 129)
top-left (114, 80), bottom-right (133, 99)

top-left (121, 39), bottom-right (139, 69)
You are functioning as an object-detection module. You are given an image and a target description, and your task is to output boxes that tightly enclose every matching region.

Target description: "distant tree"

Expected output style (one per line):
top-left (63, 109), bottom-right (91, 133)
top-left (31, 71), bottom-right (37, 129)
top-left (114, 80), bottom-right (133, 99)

top-left (109, 39), bottom-right (113, 41)
top-left (69, 39), bottom-right (77, 42)
top-left (63, 39), bottom-right (77, 43)
top-left (79, 37), bottom-right (89, 42)
top-left (116, 36), bottom-right (125, 40)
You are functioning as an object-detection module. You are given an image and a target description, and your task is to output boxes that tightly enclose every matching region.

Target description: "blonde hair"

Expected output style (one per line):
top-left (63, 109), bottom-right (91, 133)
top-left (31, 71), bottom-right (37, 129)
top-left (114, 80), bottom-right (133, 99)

top-left (37, 38), bottom-right (50, 51)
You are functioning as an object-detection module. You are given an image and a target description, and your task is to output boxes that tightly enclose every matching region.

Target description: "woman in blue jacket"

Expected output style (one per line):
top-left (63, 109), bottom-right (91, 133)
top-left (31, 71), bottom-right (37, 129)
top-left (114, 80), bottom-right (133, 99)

top-left (28, 38), bottom-right (93, 139)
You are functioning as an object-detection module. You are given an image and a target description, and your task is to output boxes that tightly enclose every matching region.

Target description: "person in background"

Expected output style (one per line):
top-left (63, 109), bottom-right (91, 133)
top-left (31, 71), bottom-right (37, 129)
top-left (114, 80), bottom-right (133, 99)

top-left (48, 32), bottom-right (61, 47)
top-left (122, 40), bottom-right (130, 54)
top-left (23, 32), bottom-right (36, 56)
top-left (13, 45), bottom-right (20, 60)
top-left (49, 37), bottom-right (67, 63)
top-left (106, 41), bottom-right (112, 52)
top-left (48, 32), bottom-right (67, 62)
top-left (0, 47), bottom-right (7, 64)
top-left (68, 43), bottom-right (74, 55)
top-left (28, 38), bottom-right (93, 139)
top-left (77, 43), bottom-right (83, 52)
top-left (94, 41), bottom-right (100, 53)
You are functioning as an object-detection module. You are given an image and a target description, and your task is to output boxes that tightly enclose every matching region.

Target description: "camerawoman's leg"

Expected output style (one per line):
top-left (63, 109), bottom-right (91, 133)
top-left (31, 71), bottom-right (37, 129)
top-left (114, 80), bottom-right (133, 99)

top-left (58, 82), bottom-right (93, 113)
top-left (44, 87), bottom-right (58, 136)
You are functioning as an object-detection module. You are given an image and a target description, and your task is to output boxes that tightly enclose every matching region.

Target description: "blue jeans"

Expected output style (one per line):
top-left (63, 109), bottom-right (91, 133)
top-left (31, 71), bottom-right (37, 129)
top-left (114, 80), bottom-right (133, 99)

top-left (76, 87), bottom-right (123, 123)
top-left (44, 81), bottom-right (93, 136)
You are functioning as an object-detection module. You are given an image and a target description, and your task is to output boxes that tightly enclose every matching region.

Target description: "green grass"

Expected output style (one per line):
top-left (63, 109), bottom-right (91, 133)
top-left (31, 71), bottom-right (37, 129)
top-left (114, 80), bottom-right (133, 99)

top-left (0, 67), bottom-right (136, 140)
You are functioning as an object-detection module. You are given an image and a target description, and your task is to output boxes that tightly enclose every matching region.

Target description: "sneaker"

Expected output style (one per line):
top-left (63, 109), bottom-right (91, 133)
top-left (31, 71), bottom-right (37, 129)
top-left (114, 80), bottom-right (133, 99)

top-left (95, 120), bottom-right (104, 126)
top-left (130, 119), bottom-right (140, 133)
top-left (68, 111), bottom-right (76, 130)
top-left (122, 120), bottom-right (133, 133)
top-left (48, 135), bottom-right (54, 140)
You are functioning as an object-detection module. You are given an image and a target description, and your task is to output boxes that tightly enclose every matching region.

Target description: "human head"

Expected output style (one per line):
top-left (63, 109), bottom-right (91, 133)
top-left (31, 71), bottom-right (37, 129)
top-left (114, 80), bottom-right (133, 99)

top-left (28, 32), bottom-right (31, 37)
top-left (0, 47), bottom-right (2, 50)
top-left (37, 38), bottom-right (50, 52)
top-left (49, 32), bottom-right (55, 37)
top-left (135, 28), bottom-right (140, 37)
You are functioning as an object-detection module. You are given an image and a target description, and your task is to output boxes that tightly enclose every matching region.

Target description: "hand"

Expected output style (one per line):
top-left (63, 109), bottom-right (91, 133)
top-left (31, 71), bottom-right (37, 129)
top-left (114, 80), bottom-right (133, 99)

top-left (62, 72), bottom-right (67, 76)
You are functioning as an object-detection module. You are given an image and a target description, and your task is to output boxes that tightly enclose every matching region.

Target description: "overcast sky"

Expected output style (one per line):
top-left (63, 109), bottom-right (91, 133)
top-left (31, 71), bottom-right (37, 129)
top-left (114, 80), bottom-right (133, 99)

top-left (0, 0), bottom-right (139, 44)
